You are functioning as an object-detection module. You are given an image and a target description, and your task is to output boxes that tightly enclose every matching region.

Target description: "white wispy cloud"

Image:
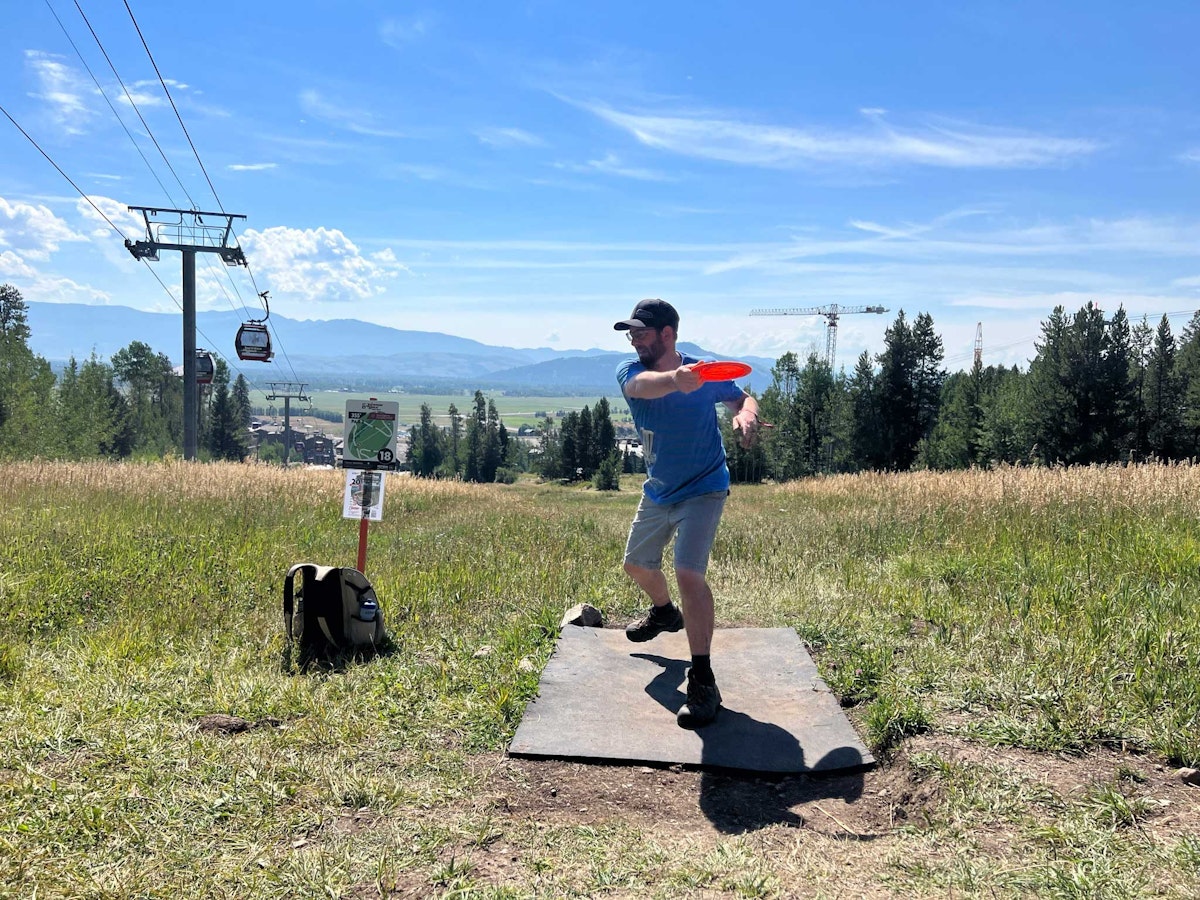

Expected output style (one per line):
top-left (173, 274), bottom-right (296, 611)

top-left (74, 196), bottom-right (145, 241)
top-left (238, 226), bottom-right (413, 303)
top-left (116, 78), bottom-right (175, 109)
top-left (1180, 148), bottom-right (1200, 164)
top-left (227, 163), bottom-right (278, 172)
top-left (22, 273), bottom-right (112, 304)
top-left (299, 89), bottom-right (407, 139)
top-left (579, 102), bottom-right (1098, 170)
top-left (475, 127), bottom-right (545, 148)
top-left (556, 152), bottom-right (673, 181)
top-left (704, 215), bottom-right (1200, 276)
top-left (0, 250), bottom-right (37, 278)
top-left (0, 196), bottom-right (88, 259)
top-left (380, 16), bottom-right (433, 48)
top-left (25, 50), bottom-right (97, 135)
top-left (950, 290), bottom-right (1194, 316)
top-left (387, 161), bottom-right (454, 182)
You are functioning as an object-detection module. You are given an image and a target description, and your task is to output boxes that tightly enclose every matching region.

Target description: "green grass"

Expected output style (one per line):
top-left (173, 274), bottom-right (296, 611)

top-left (2, 460), bottom-right (1200, 897)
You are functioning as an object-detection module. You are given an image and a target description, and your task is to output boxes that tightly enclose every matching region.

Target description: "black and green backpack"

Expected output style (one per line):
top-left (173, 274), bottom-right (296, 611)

top-left (283, 564), bottom-right (385, 653)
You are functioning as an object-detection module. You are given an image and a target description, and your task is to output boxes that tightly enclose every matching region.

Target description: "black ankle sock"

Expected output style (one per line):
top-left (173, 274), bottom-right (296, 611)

top-left (651, 602), bottom-right (676, 619)
top-left (690, 654), bottom-right (714, 684)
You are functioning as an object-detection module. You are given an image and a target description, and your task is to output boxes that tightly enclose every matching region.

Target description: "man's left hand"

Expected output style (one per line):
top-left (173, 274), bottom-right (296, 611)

top-left (732, 411), bottom-right (772, 448)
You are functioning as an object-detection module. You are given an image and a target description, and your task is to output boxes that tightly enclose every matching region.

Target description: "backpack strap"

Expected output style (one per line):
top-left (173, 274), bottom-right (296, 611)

top-left (341, 568), bottom-right (370, 639)
top-left (311, 565), bottom-right (342, 648)
top-left (283, 562), bottom-right (313, 643)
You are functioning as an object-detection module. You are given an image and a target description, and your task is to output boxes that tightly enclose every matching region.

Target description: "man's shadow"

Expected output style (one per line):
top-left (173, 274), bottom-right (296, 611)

top-left (632, 653), bottom-right (869, 836)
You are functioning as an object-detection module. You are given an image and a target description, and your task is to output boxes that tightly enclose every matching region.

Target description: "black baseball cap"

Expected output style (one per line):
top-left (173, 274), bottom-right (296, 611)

top-left (613, 298), bottom-right (679, 331)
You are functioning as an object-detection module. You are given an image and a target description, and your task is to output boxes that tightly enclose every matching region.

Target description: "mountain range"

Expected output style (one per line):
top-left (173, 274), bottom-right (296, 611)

top-left (25, 302), bottom-right (778, 395)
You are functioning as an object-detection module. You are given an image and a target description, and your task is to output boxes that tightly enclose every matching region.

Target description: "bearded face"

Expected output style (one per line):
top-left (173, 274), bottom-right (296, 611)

top-left (632, 328), bottom-right (671, 368)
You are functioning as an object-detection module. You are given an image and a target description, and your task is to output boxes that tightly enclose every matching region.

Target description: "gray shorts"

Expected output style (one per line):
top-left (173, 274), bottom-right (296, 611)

top-left (623, 490), bottom-right (728, 574)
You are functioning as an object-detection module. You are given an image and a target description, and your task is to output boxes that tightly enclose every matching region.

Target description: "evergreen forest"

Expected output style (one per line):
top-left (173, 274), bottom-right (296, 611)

top-left (7, 283), bottom-right (1200, 482)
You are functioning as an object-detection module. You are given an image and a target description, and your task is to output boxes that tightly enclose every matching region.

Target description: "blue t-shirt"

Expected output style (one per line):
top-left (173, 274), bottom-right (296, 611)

top-left (617, 352), bottom-right (745, 505)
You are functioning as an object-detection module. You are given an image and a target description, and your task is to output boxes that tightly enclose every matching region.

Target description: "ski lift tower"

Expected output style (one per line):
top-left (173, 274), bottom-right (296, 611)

top-left (749, 304), bottom-right (888, 369)
top-left (124, 206), bottom-right (247, 461)
top-left (266, 382), bottom-right (311, 467)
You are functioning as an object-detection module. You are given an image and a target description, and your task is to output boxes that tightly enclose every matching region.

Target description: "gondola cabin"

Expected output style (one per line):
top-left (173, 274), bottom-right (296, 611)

top-left (235, 322), bottom-right (273, 361)
top-left (195, 349), bottom-right (215, 384)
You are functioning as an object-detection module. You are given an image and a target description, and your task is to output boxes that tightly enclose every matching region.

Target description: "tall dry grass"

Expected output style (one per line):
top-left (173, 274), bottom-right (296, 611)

top-left (2, 459), bottom-right (1199, 898)
top-left (789, 461), bottom-right (1200, 515)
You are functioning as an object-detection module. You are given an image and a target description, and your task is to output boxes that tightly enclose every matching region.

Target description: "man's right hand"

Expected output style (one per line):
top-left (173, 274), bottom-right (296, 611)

top-left (672, 364), bottom-right (702, 394)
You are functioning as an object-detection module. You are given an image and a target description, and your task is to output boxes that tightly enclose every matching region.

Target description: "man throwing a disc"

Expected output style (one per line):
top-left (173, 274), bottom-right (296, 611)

top-left (614, 298), bottom-right (763, 728)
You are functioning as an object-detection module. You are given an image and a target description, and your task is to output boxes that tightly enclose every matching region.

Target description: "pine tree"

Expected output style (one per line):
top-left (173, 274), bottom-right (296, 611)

top-left (1026, 306), bottom-right (1075, 464)
top-left (919, 372), bottom-right (973, 470)
top-left (462, 391), bottom-right (487, 482)
top-left (445, 403), bottom-right (462, 476)
top-left (1144, 315), bottom-right (1182, 460)
top-left (1028, 302), bottom-right (1136, 465)
top-left (912, 312), bottom-right (946, 450)
top-left (535, 416), bottom-right (563, 479)
top-left (112, 340), bottom-right (181, 456)
top-left (592, 449), bottom-right (622, 490)
top-left (847, 350), bottom-right (881, 471)
top-left (575, 405), bottom-right (594, 477)
top-left (497, 417), bottom-right (511, 474)
top-left (484, 399), bottom-right (503, 482)
top-left (232, 375), bottom-right (252, 436)
top-left (978, 365), bottom-right (1031, 464)
top-left (875, 311), bottom-right (920, 470)
top-left (1102, 307), bottom-right (1135, 459)
top-left (794, 353), bottom-right (836, 476)
top-left (559, 410), bottom-right (580, 479)
top-left (759, 352), bottom-right (802, 480)
top-left (57, 353), bottom-right (130, 458)
top-left (1176, 312), bottom-right (1200, 457)
top-left (0, 284), bottom-right (56, 457)
top-left (206, 359), bottom-right (244, 461)
top-left (591, 397), bottom-right (616, 470)
top-left (407, 402), bottom-right (444, 476)
top-left (1128, 316), bottom-right (1154, 460)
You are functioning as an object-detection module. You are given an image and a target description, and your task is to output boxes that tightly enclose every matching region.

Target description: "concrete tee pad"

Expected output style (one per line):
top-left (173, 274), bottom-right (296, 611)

top-left (509, 626), bottom-right (875, 774)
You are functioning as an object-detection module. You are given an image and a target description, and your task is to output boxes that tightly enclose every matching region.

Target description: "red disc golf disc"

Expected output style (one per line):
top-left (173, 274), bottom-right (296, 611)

top-left (691, 360), bottom-right (753, 382)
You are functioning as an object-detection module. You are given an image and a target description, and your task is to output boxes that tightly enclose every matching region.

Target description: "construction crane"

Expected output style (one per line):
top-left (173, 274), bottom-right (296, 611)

top-left (749, 304), bottom-right (888, 369)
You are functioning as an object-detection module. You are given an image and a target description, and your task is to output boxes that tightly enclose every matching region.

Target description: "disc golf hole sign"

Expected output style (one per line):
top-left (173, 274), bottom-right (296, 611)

top-left (344, 399), bottom-right (400, 471)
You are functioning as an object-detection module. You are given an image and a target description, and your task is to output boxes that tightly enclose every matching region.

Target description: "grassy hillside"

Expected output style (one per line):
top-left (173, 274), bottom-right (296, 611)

top-left (2, 461), bottom-right (1199, 897)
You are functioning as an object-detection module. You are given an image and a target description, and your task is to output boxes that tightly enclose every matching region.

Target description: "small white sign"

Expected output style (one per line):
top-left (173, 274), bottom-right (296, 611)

top-left (343, 470), bottom-right (385, 521)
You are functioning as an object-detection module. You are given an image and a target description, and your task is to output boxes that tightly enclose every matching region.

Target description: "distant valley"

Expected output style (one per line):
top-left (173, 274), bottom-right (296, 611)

top-left (26, 302), bottom-right (778, 395)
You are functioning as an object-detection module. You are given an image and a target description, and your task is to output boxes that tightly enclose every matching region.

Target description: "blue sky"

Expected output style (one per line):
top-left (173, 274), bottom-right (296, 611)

top-left (3, 1), bottom-right (1200, 374)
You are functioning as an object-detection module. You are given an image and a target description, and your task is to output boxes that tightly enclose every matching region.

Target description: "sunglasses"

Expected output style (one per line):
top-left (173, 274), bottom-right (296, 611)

top-left (626, 327), bottom-right (660, 343)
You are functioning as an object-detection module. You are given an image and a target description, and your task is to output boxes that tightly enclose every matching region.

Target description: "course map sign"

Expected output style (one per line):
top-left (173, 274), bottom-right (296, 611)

top-left (343, 399), bottom-right (400, 470)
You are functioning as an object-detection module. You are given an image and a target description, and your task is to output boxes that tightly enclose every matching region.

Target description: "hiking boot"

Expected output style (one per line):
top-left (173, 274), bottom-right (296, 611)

top-left (625, 603), bottom-right (684, 642)
top-left (677, 670), bottom-right (721, 729)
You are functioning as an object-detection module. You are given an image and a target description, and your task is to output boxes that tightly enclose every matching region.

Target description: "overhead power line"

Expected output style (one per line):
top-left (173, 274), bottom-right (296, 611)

top-left (123, 0), bottom-right (226, 215)
top-left (43, 0), bottom-right (177, 206)
top-left (0, 102), bottom-right (269, 394)
top-left (19, 3), bottom-right (302, 391)
top-left (69, 0), bottom-right (197, 208)
top-left (0, 102), bottom-right (129, 239)
top-left (112, 2), bottom-right (301, 383)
